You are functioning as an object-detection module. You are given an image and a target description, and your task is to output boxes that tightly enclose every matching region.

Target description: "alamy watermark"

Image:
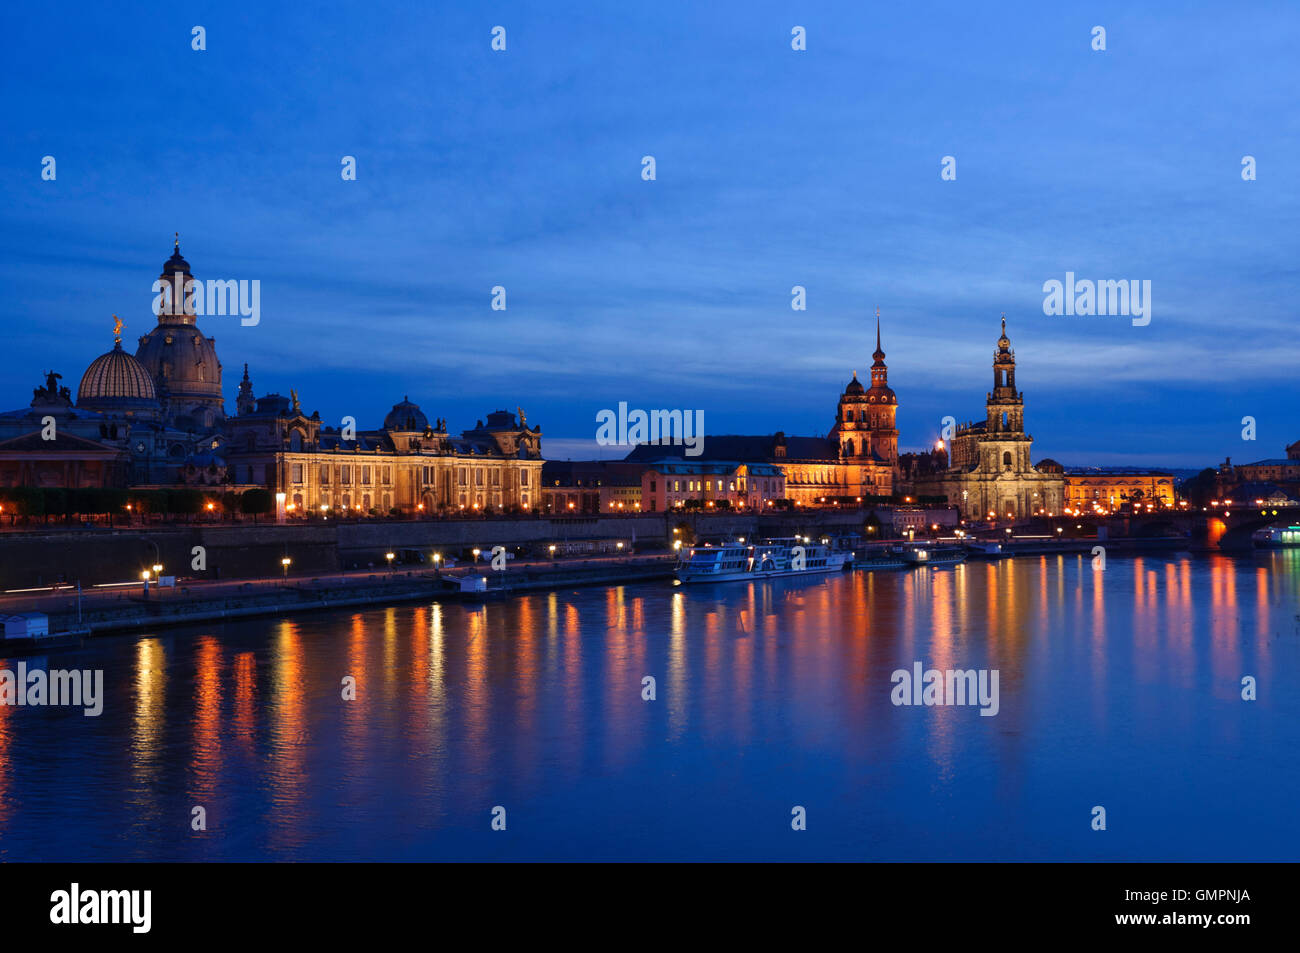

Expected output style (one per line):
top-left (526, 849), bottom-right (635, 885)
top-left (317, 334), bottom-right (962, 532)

top-left (152, 275), bottom-right (260, 326)
top-left (1, 662), bottom-right (103, 716)
top-left (1042, 271), bottom-right (1151, 327)
top-left (890, 661), bottom-right (999, 716)
top-left (596, 402), bottom-right (704, 457)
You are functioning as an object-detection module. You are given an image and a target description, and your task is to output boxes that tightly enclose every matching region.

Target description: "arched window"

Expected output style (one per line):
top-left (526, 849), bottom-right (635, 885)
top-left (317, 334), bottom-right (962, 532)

top-left (1003, 451), bottom-right (1012, 469)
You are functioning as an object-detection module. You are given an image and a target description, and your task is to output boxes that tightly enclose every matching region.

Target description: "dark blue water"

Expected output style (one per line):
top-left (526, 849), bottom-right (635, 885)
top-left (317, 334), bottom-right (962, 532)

top-left (2, 551), bottom-right (1298, 861)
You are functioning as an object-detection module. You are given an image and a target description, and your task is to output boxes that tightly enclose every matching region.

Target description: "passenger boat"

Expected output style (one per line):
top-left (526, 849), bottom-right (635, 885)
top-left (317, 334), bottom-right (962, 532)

top-left (900, 545), bottom-right (967, 567)
top-left (675, 538), bottom-right (851, 584)
top-left (964, 540), bottom-right (1004, 559)
top-left (1251, 525), bottom-right (1300, 548)
top-left (856, 549), bottom-right (910, 571)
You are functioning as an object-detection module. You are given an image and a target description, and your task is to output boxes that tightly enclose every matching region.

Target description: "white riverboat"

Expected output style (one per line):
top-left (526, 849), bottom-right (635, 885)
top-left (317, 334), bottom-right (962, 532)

top-left (1252, 524), bottom-right (1300, 548)
top-left (675, 538), bottom-right (851, 584)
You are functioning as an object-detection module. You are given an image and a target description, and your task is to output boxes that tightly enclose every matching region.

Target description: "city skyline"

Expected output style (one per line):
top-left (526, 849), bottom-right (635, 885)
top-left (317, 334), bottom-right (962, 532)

top-left (3, 2), bottom-right (1297, 469)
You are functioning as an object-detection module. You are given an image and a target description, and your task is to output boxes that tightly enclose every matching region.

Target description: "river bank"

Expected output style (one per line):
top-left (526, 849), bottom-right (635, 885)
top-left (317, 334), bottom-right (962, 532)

top-left (6, 534), bottom-right (1203, 649)
top-left (10, 558), bottom-right (676, 648)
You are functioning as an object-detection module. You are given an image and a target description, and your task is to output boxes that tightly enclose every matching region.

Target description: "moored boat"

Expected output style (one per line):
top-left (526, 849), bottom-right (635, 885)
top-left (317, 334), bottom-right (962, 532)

top-left (1252, 525), bottom-right (1300, 548)
top-left (675, 538), bottom-right (851, 584)
top-left (901, 545), bottom-right (967, 567)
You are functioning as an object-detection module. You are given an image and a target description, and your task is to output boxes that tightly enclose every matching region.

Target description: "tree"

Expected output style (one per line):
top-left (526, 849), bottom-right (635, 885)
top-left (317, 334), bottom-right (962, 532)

top-left (240, 488), bottom-right (275, 523)
top-left (170, 488), bottom-right (204, 521)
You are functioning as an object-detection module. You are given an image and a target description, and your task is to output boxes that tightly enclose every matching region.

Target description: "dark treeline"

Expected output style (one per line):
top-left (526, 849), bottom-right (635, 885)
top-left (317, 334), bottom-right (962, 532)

top-left (0, 487), bottom-right (276, 522)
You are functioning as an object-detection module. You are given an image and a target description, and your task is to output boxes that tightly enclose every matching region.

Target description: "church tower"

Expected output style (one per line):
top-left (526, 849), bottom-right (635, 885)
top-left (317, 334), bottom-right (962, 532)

top-left (987, 315), bottom-right (1024, 435)
top-left (236, 363), bottom-right (256, 416)
top-left (134, 235), bottom-right (226, 432)
top-left (828, 313), bottom-right (898, 497)
top-left (979, 315), bottom-right (1033, 476)
top-left (865, 316), bottom-right (898, 464)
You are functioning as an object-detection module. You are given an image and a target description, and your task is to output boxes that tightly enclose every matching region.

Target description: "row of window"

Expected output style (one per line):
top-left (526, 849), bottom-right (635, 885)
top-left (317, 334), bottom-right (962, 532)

top-left (310, 464), bottom-right (392, 486)
top-left (294, 463), bottom-right (533, 488)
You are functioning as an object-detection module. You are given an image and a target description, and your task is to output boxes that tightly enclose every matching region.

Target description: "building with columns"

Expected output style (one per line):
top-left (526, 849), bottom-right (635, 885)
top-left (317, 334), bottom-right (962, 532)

top-left (224, 384), bottom-right (543, 515)
top-left (912, 316), bottom-right (1064, 519)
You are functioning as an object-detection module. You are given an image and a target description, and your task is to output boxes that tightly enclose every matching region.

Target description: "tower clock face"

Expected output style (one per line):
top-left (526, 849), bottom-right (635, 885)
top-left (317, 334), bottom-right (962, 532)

top-left (135, 441), bottom-right (146, 453)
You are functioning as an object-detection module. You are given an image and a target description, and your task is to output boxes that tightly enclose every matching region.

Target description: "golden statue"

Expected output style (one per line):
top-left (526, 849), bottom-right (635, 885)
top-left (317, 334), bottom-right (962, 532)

top-left (517, 406), bottom-right (527, 427)
top-left (112, 314), bottom-right (124, 341)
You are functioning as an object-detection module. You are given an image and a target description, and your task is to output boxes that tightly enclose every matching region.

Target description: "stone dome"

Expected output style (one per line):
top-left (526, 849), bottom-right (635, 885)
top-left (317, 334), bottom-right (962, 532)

top-left (844, 371), bottom-right (865, 395)
top-left (78, 341), bottom-right (160, 415)
top-left (133, 238), bottom-right (226, 429)
top-left (384, 397), bottom-right (428, 432)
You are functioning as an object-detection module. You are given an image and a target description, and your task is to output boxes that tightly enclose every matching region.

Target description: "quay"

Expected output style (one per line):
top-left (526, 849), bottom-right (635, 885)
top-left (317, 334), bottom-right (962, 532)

top-left (2, 556), bottom-right (675, 649)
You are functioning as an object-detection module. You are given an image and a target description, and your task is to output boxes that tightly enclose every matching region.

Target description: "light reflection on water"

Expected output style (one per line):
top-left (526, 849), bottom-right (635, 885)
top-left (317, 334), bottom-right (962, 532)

top-left (1, 552), bottom-right (1298, 860)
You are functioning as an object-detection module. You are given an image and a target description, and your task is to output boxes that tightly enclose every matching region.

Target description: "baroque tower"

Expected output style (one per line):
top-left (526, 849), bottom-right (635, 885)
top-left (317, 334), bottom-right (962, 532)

top-left (982, 315), bottom-right (1031, 473)
top-left (828, 314), bottom-right (898, 496)
top-left (134, 235), bottom-right (226, 432)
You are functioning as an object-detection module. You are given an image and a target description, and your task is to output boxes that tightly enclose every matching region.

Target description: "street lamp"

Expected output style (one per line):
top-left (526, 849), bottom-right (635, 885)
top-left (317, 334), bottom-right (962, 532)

top-left (386, 552), bottom-right (395, 571)
top-left (281, 556), bottom-right (291, 579)
top-left (473, 548), bottom-right (481, 564)
top-left (548, 544), bottom-right (557, 558)
top-left (141, 568), bottom-right (151, 597)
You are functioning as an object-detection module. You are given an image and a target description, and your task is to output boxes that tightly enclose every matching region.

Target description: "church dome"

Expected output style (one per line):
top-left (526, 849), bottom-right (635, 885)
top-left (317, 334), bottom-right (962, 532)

top-left (163, 244), bottom-right (190, 276)
top-left (384, 397), bottom-right (428, 432)
top-left (135, 325), bottom-right (224, 400)
top-left (844, 371), bottom-right (865, 395)
top-left (78, 341), bottom-right (160, 414)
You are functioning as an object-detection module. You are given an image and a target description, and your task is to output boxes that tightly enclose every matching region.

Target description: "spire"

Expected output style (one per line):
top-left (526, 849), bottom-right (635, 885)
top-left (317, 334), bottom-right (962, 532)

top-left (997, 312), bottom-right (1011, 352)
top-left (872, 309), bottom-right (886, 365)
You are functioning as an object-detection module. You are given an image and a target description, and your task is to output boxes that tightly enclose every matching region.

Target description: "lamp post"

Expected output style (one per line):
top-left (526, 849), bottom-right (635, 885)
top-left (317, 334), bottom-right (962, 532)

top-left (386, 551), bottom-right (395, 573)
top-left (433, 552), bottom-right (442, 578)
top-left (141, 569), bottom-right (151, 598)
top-left (281, 556), bottom-right (291, 581)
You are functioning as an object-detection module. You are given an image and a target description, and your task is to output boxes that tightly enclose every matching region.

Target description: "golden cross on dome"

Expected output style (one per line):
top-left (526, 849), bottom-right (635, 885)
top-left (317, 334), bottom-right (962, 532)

top-left (112, 314), bottom-right (123, 341)
top-left (174, 231), bottom-right (180, 249)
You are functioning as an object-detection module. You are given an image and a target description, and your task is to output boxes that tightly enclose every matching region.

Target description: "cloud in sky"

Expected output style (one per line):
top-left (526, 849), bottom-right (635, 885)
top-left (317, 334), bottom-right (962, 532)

top-left (1, 1), bottom-right (1296, 468)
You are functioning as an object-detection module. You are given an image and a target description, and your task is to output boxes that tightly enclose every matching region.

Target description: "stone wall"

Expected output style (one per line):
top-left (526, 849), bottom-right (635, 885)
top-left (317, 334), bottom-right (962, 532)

top-left (0, 507), bottom-right (909, 588)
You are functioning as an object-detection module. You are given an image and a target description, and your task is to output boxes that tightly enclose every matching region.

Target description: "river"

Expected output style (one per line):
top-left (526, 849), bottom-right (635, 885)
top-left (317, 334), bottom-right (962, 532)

top-left (2, 551), bottom-right (1297, 860)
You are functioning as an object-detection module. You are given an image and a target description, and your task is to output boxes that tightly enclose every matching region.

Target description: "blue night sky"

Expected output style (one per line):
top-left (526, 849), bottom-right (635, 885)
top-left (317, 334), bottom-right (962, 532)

top-left (2, 1), bottom-right (1296, 468)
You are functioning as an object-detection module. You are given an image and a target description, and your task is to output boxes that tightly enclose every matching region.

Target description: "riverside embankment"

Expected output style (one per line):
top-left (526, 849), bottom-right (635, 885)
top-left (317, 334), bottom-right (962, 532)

top-left (0, 508), bottom-right (887, 590)
top-left (21, 557), bottom-right (677, 641)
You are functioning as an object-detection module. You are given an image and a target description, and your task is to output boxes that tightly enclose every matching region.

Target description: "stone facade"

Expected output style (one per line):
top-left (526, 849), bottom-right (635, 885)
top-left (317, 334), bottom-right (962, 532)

top-left (540, 461), bottom-right (644, 514)
top-left (1063, 468), bottom-right (1176, 512)
top-left (638, 459), bottom-right (785, 511)
top-left (913, 317), bottom-right (1064, 519)
top-left (225, 391), bottom-right (543, 516)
